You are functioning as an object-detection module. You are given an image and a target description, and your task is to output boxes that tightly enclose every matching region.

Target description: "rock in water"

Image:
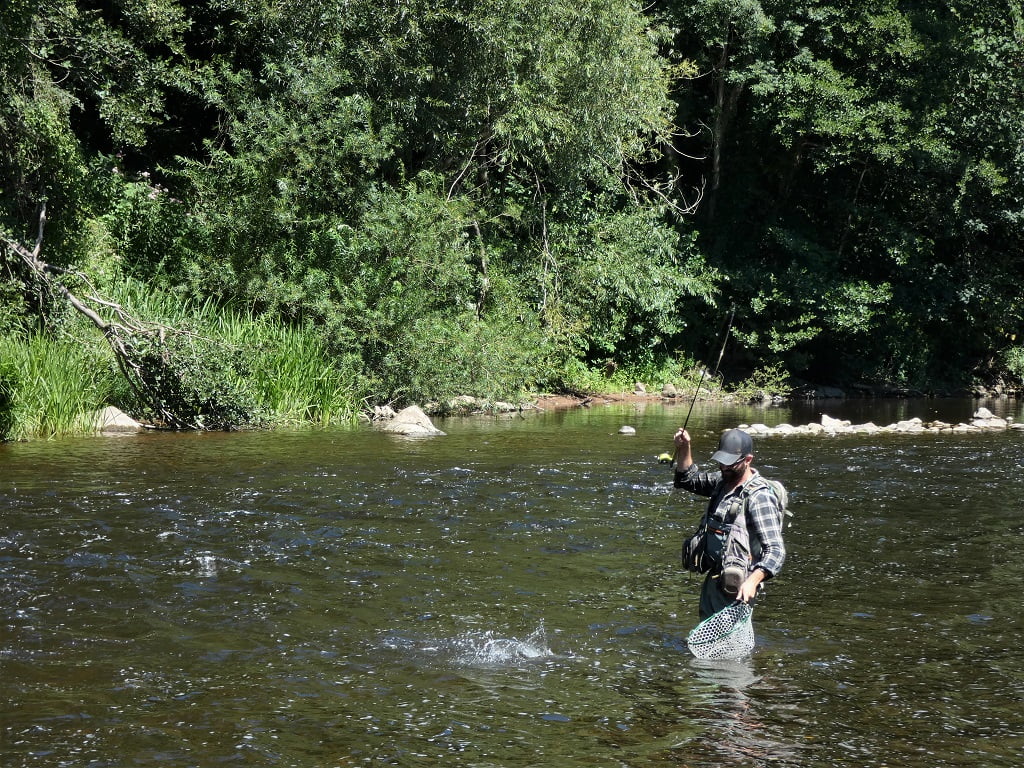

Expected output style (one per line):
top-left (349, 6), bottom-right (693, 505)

top-left (380, 405), bottom-right (446, 436)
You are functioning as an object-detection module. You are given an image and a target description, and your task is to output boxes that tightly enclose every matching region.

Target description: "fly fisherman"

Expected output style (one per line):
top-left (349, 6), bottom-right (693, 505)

top-left (672, 427), bottom-right (787, 619)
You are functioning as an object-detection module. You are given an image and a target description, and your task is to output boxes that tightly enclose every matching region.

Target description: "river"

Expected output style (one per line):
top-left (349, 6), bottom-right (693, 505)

top-left (2, 397), bottom-right (1023, 767)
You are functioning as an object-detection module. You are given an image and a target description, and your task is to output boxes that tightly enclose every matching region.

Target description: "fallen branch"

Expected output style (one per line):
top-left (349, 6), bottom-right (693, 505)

top-left (2, 205), bottom-right (255, 430)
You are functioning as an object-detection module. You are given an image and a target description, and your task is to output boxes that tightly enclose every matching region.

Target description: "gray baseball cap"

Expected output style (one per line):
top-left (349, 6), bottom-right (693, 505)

top-left (711, 428), bottom-right (753, 465)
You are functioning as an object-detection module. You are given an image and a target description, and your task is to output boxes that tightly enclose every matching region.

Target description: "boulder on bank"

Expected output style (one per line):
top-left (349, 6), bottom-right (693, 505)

top-left (91, 406), bottom-right (143, 434)
top-left (378, 405), bottom-right (446, 436)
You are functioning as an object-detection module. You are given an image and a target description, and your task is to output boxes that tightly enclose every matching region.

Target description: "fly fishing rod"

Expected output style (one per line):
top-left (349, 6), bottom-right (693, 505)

top-left (682, 305), bottom-right (736, 432)
top-left (657, 306), bottom-right (736, 465)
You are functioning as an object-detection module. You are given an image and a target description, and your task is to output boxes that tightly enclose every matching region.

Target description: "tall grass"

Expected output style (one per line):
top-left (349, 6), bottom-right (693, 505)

top-left (1, 281), bottom-right (362, 439)
top-left (0, 334), bottom-right (116, 441)
top-left (106, 279), bottom-right (362, 426)
top-left (215, 313), bottom-right (361, 426)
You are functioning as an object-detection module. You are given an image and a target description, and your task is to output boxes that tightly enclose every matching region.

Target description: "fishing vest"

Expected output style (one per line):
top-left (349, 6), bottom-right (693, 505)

top-left (681, 474), bottom-right (789, 576)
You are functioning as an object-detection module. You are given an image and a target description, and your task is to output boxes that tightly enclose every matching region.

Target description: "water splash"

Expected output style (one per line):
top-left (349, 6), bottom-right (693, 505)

top-left (378, 623), bottom-right (555, 667)
top-left (452, 624), bottom-right (555, 666)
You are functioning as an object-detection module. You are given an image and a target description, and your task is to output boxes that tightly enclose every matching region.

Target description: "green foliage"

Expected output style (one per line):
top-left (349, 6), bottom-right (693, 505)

top-left (540, 206), bottom-right (717, 364)
top-left (93, 162), bottom-right (194, 287)
top-left (1002, 346), bottom-right (1024, 385)
top-left (0, 75), bottom-right (89, 263)
top-left (661, 0), bottom-right (1024, 385)
top-left (546, 358), bottom-right (622, 396)
top-left (0, 333), bottom-right (115, 441)
top-left (2, 0), bottom-right (1024, 420)
top-left (544, 351), bottom-right (713, 399)
top-left (380, 310), bottom-right (550, 405)
top-left (731, 363), bottom-right (792, 401)
top-left (122, 330), bottom-right (264, 431)
top-left (458, 0), bottom-right (676, 177)
top-left (0, 266), bottom-right (28, 335)
top-left (0, 0), bottom-right (196, 267)
top-left (0, 348), bottom-right (17, 439)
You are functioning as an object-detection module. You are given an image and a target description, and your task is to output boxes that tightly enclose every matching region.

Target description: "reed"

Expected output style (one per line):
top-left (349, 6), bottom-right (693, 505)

top-left (105, 279), bottom-right (361, 426)
top-left (0, 334), bottom-right (115, 441)
top-left (214, 312), bottom-right (361, 426)
top-left (106, 277), bottom-right (218, 326)
top-left (2, 282), bottom-right (362, 437)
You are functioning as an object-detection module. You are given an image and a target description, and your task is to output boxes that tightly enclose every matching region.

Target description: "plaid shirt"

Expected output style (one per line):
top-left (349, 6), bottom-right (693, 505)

top-left (674, 463), bottom-right (787, 578)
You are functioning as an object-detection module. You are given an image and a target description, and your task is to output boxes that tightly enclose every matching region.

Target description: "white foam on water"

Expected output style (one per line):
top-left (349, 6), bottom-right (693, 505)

top-left (377, 623), bottom-right (556, 668)
top-left (451, 624), bottom-right (555, 667)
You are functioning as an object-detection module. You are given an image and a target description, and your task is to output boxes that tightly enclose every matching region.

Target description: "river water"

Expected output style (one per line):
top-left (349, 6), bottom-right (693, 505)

top-left (2, 398), bottom-right (1023, 767)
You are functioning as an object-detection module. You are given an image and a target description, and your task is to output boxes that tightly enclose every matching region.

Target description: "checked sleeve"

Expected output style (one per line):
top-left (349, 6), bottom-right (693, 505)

top-left (746, 487), bottom-right (786, 578)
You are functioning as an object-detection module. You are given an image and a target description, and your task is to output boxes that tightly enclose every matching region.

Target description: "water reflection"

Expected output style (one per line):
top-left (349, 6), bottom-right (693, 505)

top-left (690, 657), bottom-right (761, 691)
top-left (678, 658), bottom-right (806, 767)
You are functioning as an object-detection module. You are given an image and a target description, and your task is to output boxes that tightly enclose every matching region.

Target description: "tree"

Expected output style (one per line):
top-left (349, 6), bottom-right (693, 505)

top-left (659, 0), bottom-right (1024, 387)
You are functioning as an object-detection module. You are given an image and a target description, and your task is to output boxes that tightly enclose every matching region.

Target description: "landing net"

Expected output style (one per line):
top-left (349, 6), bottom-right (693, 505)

top-left (686, 602), bottom-right (755, 660)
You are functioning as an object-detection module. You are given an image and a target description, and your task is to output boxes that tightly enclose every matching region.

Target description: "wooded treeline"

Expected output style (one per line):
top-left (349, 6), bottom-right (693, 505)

top-left (2, 1), bottom-right (1022, 432)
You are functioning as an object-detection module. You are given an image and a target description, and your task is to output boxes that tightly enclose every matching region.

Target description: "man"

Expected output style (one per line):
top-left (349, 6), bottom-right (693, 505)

top-left (672, 427), bottom-right (786, 619)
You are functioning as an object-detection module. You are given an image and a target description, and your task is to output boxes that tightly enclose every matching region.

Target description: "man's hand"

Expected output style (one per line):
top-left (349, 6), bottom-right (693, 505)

top-left (673, 428), bottom-right (691, 450)
top-left (672, 428), bottom-right (693, 467)
top-left (736, 568), bottom-right (766, 604)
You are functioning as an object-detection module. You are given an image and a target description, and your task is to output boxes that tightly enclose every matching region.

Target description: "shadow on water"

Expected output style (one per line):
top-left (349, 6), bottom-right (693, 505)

top-left (2, 398), bottom-right (1023, 766)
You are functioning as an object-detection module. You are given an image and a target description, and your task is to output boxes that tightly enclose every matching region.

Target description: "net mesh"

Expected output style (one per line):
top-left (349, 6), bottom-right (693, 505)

top-left (686, 602), bottom-right (755, 660)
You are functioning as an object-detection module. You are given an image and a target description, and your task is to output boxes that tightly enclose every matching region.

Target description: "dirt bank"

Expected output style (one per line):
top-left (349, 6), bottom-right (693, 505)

top-left (533, 391), bottom-right (677, 410)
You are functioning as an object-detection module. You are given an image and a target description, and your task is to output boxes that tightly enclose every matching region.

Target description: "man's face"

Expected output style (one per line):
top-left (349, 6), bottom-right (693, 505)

top-left (718, 455), bottom-right (749, 480)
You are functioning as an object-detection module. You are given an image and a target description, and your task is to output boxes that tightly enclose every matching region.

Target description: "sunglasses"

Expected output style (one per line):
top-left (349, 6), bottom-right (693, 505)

top-left (717, 456), bottom-right (747, 471)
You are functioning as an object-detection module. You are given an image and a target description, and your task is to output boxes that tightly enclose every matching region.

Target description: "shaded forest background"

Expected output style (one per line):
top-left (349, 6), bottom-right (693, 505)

top-left (2, 0), bottom-right (1023, 435)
